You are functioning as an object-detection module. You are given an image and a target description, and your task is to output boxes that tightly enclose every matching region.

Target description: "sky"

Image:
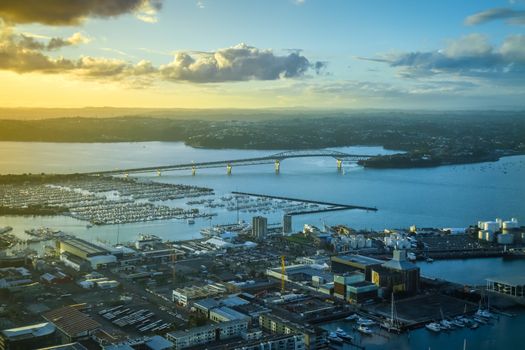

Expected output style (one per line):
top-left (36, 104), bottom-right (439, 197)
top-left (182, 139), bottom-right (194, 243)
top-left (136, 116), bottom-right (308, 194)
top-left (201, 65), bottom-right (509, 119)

top-left (0, 0), bottom-right (524, 110)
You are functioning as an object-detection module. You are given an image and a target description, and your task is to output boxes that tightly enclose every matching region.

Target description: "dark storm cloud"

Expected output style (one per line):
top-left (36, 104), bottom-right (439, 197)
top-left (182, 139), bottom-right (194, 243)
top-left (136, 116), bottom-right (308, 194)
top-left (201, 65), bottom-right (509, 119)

top-left (0, 0), bottom-right (162, 25)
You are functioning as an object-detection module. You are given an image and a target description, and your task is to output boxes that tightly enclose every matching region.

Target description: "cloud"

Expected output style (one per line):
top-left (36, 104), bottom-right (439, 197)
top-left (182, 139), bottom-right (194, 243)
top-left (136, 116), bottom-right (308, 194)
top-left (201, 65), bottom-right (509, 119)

top-left (465, 8), bottom-right (525, 25)
top-left (0, 29), bottom-right (322, 86)
top-left (159, 43), bottom-right (325, 83)
top-left (359, 34), bottom-right (525, 85)
top-left (0, 0), bottom-right (162, 25)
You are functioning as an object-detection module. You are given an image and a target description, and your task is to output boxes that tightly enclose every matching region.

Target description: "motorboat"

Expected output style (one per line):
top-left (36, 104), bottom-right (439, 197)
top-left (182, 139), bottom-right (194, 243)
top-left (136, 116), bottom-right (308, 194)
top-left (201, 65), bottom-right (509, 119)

top-left (357, 317), bottom-right (375, 326)
top-left (328, 332), bottom-right (343, 343)
top-left (440, 319), bottom-right (453, 329)
top-left (425, 322), bottom-right (441, 332)
top-left (335, 328), bottom-right (353, 341)
top-left (345, 313), bottom-right (358, 321)
top-left (476, 309), bottom-right (492, 319)
top-left (357, 325), bottom-right (373, 335)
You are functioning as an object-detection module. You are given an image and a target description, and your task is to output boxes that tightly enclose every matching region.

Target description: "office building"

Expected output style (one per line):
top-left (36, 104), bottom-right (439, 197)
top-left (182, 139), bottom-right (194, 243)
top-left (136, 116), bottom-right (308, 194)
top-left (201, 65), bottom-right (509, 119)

top-left (252, 216), bottom-right (268, 241)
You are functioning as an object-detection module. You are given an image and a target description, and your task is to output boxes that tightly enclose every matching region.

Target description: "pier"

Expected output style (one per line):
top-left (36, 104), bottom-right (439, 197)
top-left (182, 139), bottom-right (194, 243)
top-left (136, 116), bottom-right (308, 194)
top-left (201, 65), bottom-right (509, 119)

top-left (231, 191), bottom-right (378, 213)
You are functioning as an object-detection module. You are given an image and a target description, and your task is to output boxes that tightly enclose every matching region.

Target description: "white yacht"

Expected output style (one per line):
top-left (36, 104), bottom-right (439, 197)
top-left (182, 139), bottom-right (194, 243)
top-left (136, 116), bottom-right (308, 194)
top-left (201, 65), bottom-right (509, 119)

top-left (357, 325), bottom-right (373, 335)
top-left (425, 322), bottom-right (441, 332)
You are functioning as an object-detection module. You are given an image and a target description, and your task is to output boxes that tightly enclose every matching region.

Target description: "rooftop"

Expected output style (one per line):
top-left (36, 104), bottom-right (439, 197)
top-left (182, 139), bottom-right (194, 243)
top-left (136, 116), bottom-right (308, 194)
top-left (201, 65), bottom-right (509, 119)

top-left (211, 306), bottom-right (250, 321)
top-left (487, 275), bottom-right (525, 287)
top-left (43, 306), bottom-right (101, 337)
top-left (1, 322), bottom-right (55, 340)
top-left (332, 254), bottom-right (384, 266)
top-left (61, 238), bottom-right (109, 256)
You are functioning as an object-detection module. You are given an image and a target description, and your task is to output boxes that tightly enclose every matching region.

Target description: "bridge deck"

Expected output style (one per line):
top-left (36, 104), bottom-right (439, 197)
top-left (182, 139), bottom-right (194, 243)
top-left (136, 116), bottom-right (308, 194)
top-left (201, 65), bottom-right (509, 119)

top-left (84, 151), bottom-right (374, 176)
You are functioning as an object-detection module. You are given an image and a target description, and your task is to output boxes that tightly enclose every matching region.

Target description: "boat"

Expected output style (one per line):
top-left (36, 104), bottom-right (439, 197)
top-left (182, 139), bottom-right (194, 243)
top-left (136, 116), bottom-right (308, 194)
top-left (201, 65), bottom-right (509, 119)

top-left (357, 325), bottom-right (373, 335)
top-left (440, 319), bottom-right (453, 329)
top-left (473, 316), bottom-right (487, 325)
top-left (425, 322), bottom-right (441, 332)
top-left (426, 257), bottom-right (434, 263)
top-left (451, 319), bottom-right (465, 328)
top-left (187, 219), bottom-right (195, 225)
top-left (345, 313), bottom-right (358, 321)
top-left (475, 308), bottom-right (492, 319)
top-left (357, 317), bottom-right (375, 326)
top-left (381, 292), bottom-right (403, 333)
top-left (327, 332), bottom-right (343, 343)
top-left (470, 322), bottom-right (479, 329)
top-left (335, 328), bottom-right (353, 341)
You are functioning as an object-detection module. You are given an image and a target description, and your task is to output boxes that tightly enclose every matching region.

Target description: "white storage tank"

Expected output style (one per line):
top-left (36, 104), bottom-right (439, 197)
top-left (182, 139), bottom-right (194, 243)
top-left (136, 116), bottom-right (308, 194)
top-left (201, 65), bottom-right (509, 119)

top-left (365, 238), bottom-right (373, 248)
top-left (483, 221), bottom-right (499, 233)
top-left (478, 221), bottom-right (484, 229)
top-left (484, 231), bottom-right (495, 242)
top-left (497, 233), bottom-right (514, 245)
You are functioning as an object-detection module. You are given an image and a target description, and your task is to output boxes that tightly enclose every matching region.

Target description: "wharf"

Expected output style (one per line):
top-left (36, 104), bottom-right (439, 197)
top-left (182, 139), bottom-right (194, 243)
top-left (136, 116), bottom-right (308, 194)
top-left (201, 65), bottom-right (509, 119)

top-left (231, 191), bottom-right (377, 212)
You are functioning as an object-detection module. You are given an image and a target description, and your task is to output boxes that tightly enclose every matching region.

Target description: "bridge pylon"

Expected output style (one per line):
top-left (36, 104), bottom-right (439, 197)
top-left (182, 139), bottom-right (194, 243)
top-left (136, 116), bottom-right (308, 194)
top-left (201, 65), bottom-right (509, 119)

top-left (192, 166), bottom-right (196, 176)
top-left (336, 159), bottom-right (343, 171)
top-left (274, 160), bottom-right (280, 174)
top-left (156, 169), bottom-right (161, 176)
top-left (226, 164), bottom-right (232, 175)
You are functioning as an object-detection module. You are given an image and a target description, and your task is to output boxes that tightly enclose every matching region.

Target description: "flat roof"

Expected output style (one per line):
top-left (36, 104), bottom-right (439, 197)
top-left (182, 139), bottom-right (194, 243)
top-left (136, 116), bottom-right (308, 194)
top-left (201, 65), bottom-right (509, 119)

top-left (1, 322), bottom-right (55, 340)
top-left (167, 319), bottom-right (247, 339)
top-left (43, 306), bottom-right (101, 337)
top-left (211, 306), bottom-right (249, 321)
top-left (61, 238), bottom-right (109, 256)
top-left (332, 255), bottom-right (384, 266)
top-left (487, 276), bottom-right (525, 286)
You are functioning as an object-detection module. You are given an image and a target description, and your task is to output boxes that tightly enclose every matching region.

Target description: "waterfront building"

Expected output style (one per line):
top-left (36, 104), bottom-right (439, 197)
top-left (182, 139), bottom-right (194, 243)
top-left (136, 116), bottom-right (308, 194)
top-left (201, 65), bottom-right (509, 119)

top-left (252, 216), bottom-right (268, 241)
top-left (166, 319), bottom-right (249, 349)
top-left (259, 313), bottom-right (325, 350)
top-left (56, 238), bottom-right (117, 270)
top-left (371, 250), bottom-right (420, 295)
top-left (331, 254), bottom-right (383, 281)
top-left (486, 276), bottom-right (525, 300)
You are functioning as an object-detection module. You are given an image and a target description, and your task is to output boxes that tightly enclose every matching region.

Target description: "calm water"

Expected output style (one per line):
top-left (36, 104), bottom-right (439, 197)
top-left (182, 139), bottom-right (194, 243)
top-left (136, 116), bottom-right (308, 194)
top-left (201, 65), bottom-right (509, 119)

top-left (1, 141), bottom-right (525, 348)
top-left (1, 141), bottom-right (524, 244)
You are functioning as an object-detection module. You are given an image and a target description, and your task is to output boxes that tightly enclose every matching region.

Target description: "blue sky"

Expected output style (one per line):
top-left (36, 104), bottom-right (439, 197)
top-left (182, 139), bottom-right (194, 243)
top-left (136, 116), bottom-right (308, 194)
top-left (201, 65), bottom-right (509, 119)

top-left (0, 0), bottom-right (524, 109)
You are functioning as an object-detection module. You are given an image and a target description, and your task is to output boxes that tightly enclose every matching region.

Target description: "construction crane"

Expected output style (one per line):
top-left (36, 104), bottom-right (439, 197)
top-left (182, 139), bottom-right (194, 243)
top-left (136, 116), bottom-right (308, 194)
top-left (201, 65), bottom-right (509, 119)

top-left (172, 251), bottom-right (177, 286)
top-left (281, 255), bottom-right (286, 293)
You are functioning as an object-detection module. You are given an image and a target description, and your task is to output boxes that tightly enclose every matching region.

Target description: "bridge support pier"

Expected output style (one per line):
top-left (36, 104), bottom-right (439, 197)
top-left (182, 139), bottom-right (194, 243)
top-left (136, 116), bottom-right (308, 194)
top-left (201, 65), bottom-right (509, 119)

top-left (336, 159), bottom-right (343, 171)
top-left (192, 166), bottom-right (196, 176)
top-left (274, 160), bottom-right (280, 174)
top-left (226, 164), bottom-right (232, 175)
top-left (156, 169), bottom-right (161, 176)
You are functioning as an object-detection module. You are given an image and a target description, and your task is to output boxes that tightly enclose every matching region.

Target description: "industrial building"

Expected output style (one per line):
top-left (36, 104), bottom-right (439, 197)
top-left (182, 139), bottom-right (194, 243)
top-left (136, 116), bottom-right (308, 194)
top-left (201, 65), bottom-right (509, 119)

top-left (266, 264), bottom-right (333, 289)
top-left (43, 306), bottom-right (101, 343)
top-left (0, 323), bottom-right (58, 350)
top-left (333, 271), bottom-right (378, 302)
top-left (252, 216), bottom-right (268, 241)
top-left (331, 254), bottom-right (384, 280)
top-left (166, 319), bottom-right (249, 350)
top-left (57, 238), bottom-right (117, 270)
top-left (371, 250), bottom-right (420, 295)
